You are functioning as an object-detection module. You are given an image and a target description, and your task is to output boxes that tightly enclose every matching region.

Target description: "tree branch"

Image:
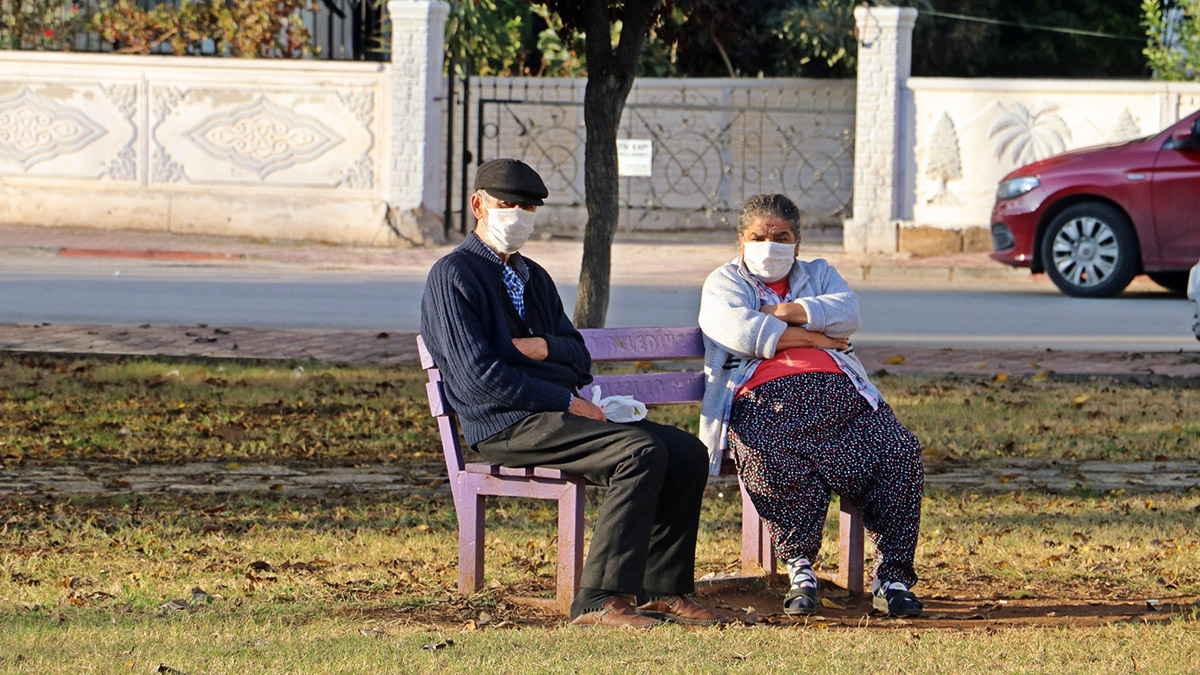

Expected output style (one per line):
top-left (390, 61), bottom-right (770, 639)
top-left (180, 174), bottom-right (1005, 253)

top-left (580, 0), bottom-right (613, 68)
top-left (614, 0), bottom-right (657, 70)
top-left (708, 17), bottom-right (735, 77)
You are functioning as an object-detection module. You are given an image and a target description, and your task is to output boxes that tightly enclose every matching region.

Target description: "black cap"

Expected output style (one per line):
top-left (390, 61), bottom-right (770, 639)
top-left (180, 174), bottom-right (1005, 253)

top-left (474, 158), bottom-right (548, 206)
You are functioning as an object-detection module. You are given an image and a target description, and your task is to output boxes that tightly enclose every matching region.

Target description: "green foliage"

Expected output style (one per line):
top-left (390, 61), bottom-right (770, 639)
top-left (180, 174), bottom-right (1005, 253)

top-left (0, 0), bottom-right (86, 51)
top-left (90, 0), bottom-right (318, 57)
top-left (443, 0), bottom-right (528, 76)
top-left (530, 4), bottom-right (589, 76)
top-left (1143, 0), bottom-right (1200, 80)
top-left (632, 0), bottom-right (862, 78)
top-left (768, 0), bottom-right (856, 72)
top-left (911, 0), bottom-right (1146, 78)
top-left (437, 0), bottom-right (870, 79)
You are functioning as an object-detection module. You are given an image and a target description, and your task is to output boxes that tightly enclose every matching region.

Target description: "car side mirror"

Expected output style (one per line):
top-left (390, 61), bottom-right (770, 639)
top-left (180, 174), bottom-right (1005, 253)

top-left (1170, 120), bottom-right (1200, 150)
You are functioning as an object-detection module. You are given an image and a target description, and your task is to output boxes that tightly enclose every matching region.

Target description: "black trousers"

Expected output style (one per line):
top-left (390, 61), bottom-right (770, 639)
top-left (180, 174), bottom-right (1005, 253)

top-left (474, 412), bottom-right (709, 596)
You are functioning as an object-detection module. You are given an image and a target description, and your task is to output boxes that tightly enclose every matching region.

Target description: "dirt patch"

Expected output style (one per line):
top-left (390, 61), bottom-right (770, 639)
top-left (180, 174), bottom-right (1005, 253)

top-left (348, 576), bottom-right (1200, 632)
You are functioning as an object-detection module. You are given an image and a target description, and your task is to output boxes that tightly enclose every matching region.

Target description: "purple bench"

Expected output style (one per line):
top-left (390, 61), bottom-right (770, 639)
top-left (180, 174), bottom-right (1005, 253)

top-left (418, 326), bottom-right (864, 614)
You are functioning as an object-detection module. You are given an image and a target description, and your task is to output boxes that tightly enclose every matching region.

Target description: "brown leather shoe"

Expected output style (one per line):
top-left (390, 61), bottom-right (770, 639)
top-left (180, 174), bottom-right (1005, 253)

top-left (570, 596), bottom-right (661, 629)
top-left (636, 595), bottom-right (729, 626)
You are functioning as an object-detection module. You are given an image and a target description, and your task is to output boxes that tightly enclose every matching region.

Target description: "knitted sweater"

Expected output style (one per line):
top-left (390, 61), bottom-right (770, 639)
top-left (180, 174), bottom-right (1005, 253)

top-left (419, 234), bottom-right (593, 446)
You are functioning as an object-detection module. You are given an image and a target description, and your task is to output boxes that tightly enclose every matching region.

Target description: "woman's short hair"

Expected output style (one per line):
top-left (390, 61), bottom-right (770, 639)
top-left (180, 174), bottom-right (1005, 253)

top-left (737, 194), bottom-right (803, 239)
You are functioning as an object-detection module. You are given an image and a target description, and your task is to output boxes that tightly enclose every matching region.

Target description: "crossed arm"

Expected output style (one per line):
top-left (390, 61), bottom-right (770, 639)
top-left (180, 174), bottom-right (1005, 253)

top-left (510, 336), bottom-right (606, 420)
top-left (699, 263), bottom-right (859, 359)
top-left (759, 303), bottom-right (849, 351)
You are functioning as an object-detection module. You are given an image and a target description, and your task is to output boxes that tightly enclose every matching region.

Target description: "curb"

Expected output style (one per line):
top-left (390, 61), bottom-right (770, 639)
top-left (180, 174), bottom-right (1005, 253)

top-left (57, 248), bottom-right (244, 262)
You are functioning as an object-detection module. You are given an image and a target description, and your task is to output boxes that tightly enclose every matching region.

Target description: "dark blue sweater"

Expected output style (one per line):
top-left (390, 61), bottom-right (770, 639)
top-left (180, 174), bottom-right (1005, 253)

top-left (419, 234), bottom-right (593, 446)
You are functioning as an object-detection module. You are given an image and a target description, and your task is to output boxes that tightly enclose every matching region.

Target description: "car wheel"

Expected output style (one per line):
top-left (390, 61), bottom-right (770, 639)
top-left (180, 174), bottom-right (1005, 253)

top-left (1147, 271), bottom-right (1190, 294)
top-left (1040, 203), bottom-right (1139, 298)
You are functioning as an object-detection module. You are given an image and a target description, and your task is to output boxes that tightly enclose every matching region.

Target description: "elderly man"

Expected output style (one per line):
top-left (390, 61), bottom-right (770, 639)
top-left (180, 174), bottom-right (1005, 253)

top-left (420, 158), bottom-right (721, 628)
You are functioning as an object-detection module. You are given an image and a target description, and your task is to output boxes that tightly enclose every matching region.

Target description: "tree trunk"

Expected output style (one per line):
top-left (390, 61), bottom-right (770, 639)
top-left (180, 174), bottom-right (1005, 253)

top-left (573, 71), bottom-right (633, 328)
top-left (571, 0), bottom-right (656, 328)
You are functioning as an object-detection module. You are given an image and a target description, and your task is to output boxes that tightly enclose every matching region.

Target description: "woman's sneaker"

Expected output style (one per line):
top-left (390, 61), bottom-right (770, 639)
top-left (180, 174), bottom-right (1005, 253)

top-left (783, 557), bottom-right (820, 616)
top-left (871, 579), bottom-right (923, 617)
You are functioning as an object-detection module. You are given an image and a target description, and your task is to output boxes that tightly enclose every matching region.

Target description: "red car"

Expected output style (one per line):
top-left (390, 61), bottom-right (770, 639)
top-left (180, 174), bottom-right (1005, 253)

top-left (990, 109), bottom-right (1200, 297)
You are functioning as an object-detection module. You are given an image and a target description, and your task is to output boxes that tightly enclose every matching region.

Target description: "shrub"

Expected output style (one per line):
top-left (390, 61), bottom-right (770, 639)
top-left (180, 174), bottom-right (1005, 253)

top-left (0, 0), bottom-right (87, 50)
top-left (1143, 0), bottom-right (1200, 80)
top-left (90, 0), bottom-right (318, 57)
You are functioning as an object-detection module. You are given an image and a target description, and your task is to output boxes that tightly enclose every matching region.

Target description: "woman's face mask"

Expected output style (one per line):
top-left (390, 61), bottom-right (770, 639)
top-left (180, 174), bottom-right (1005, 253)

top-left (742, 241), bottom-right (796, 282)
top-left (485, 207), bottom-right (536, 254)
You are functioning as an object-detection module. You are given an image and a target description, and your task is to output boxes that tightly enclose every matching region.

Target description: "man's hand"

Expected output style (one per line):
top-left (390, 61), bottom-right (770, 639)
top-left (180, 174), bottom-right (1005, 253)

top-left (568, 395), bottom-right (607, 422)
top-left (512, 337), bottom-right (549, 361)
top-left (760, 302), bottom-right (809, 326)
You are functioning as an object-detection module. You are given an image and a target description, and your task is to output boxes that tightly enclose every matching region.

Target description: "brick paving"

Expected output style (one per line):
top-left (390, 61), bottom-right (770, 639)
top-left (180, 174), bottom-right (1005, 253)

top-left (0, 323), bottom-right (419, 364)
top-left (2, 322), bottom-right (1198, 379)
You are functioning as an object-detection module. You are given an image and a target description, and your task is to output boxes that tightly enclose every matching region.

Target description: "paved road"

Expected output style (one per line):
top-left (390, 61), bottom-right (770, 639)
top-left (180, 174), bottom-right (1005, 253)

top-left (2, 254), bottom-right (1195, 351)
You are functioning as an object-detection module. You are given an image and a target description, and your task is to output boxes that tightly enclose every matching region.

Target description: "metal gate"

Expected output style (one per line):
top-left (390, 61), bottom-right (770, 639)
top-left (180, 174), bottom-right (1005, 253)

top-left (443, 77), bottom-right (855, 238)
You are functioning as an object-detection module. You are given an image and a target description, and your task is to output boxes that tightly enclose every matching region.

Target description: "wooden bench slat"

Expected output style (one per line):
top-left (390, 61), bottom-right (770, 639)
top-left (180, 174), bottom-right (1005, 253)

top-left (580, 326), bottom-right (703, 361)
top-left (425, 381), bottom-right (448, 417)
top-left (465, 463), bottom-right (574, 480)
top-left (581, 372), bottom-right (705, 405)
top-left (464, 463), bottom-right (500, 475)
top-left (417, 335), bottom-right (436, 370)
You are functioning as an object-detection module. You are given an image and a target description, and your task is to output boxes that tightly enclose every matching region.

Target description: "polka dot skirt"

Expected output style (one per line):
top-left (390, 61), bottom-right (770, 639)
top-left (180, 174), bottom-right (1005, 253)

top-left (728, 372), bottom-right (924, 587)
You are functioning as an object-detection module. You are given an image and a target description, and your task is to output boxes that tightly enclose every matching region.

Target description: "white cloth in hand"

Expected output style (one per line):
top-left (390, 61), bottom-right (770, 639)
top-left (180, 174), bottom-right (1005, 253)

top-left (589, 386), bottom-right (648, 423)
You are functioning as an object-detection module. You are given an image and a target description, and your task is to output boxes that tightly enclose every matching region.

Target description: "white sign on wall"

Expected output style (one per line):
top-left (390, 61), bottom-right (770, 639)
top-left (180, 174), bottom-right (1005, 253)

top-left (616, 139), bottom-right (653, 177)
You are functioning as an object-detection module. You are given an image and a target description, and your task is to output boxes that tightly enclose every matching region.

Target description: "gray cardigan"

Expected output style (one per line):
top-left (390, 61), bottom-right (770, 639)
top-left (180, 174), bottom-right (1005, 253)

top-left (697, 256), bottom-right (883, 474)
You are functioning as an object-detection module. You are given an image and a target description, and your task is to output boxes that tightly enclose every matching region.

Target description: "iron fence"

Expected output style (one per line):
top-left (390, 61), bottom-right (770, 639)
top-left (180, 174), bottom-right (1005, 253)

top-left (444, 76), bottom-right (856, 237)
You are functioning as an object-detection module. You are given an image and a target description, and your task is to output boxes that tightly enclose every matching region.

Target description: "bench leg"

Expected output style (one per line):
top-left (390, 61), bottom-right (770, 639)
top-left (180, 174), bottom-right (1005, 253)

top-left (457, 492), bottom-right (486, 595)
top-left (555, 482), bottom-right (585, 615)
top-left (739, 476), bottom-right (776, 576)
top-left (836, 500), bottom-right (864, 595)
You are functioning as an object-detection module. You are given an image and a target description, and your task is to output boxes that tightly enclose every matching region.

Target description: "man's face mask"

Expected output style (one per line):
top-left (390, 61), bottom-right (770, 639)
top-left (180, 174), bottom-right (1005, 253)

top-left (485, 207), bottom-right (536, 254)
top-left (742, 241), bottom-right (796, 283)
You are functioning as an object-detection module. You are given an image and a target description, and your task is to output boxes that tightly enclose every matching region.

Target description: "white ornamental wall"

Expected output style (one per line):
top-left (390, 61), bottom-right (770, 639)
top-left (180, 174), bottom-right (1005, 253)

top-left (907, 78), bottom-right (1200, 230)
top-left (0, 52), bottom-right (395, 245)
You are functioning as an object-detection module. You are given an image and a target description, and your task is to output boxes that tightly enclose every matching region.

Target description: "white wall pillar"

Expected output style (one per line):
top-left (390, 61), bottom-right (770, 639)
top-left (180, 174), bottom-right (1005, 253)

top-left (844, 6), bottom-right (917, 254)
top-left (386, 0), bottom-right (449, 244)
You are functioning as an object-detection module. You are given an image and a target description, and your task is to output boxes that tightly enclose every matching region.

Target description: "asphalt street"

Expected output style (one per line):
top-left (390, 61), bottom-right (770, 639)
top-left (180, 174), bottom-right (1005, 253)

top-left (1, 253), bottom-right (1195, 351)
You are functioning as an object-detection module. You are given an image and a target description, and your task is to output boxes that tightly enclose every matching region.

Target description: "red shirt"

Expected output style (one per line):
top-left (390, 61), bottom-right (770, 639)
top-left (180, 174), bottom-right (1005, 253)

top-left (737, 278), bottom-right (841, 398)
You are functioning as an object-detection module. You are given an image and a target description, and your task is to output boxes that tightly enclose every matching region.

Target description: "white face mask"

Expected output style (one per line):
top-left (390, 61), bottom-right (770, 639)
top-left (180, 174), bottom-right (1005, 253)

top-left (485, 207), bottom-right (536, 254)
top-left (742, 241), bottom-right (796, 282)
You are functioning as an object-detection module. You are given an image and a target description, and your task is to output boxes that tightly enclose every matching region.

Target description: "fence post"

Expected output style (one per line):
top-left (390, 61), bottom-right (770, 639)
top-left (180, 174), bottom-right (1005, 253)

top-left (386, 0), bottom-right (450, 245)
top-left (844, 6), bottom-right (917, 254)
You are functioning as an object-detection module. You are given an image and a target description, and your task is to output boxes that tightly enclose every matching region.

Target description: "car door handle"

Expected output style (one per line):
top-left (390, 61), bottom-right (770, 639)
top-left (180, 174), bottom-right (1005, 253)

top-left (1126, 173), bottom-right (1146, 181)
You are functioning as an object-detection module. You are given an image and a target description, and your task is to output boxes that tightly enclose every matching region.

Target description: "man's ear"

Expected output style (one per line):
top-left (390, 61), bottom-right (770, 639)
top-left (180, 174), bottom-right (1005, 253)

top-left (469, 192), bottom-right (485, 219)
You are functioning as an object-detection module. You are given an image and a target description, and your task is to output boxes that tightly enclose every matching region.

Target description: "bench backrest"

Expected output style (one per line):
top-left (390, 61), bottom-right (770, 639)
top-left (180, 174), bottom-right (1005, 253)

top-left (578, 326), bottom-right (704, 404)
top-left (418, 327), bottom-right (706, 480)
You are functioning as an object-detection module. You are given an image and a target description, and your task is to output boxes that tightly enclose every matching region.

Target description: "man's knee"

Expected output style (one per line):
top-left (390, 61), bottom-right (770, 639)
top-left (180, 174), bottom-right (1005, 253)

top-left (613, 427), bottom-right (670, 475)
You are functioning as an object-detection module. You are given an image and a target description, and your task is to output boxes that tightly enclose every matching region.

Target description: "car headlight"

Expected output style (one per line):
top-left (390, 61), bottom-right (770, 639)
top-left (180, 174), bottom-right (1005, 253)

top-left (996, 176), bottom-right (1040, 201)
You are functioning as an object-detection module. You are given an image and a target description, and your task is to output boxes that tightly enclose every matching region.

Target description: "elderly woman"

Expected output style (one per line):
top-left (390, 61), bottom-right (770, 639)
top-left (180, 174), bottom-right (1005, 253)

top-left (698, 193), bottom-right (924, 618)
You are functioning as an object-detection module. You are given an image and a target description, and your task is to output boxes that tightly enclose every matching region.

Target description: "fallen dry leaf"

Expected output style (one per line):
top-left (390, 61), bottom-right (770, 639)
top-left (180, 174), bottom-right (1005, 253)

top-left (157, 599), bottom-right (190, 612)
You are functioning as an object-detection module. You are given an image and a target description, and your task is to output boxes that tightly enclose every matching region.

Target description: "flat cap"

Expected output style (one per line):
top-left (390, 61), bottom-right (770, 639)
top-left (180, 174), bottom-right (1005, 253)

top-left (474, 158), bottom-right (548, 206)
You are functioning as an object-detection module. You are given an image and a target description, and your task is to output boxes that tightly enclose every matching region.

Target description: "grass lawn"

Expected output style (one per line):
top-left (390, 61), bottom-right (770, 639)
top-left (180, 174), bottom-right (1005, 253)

top-left (1, 353), bottom-right (1199, 672)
